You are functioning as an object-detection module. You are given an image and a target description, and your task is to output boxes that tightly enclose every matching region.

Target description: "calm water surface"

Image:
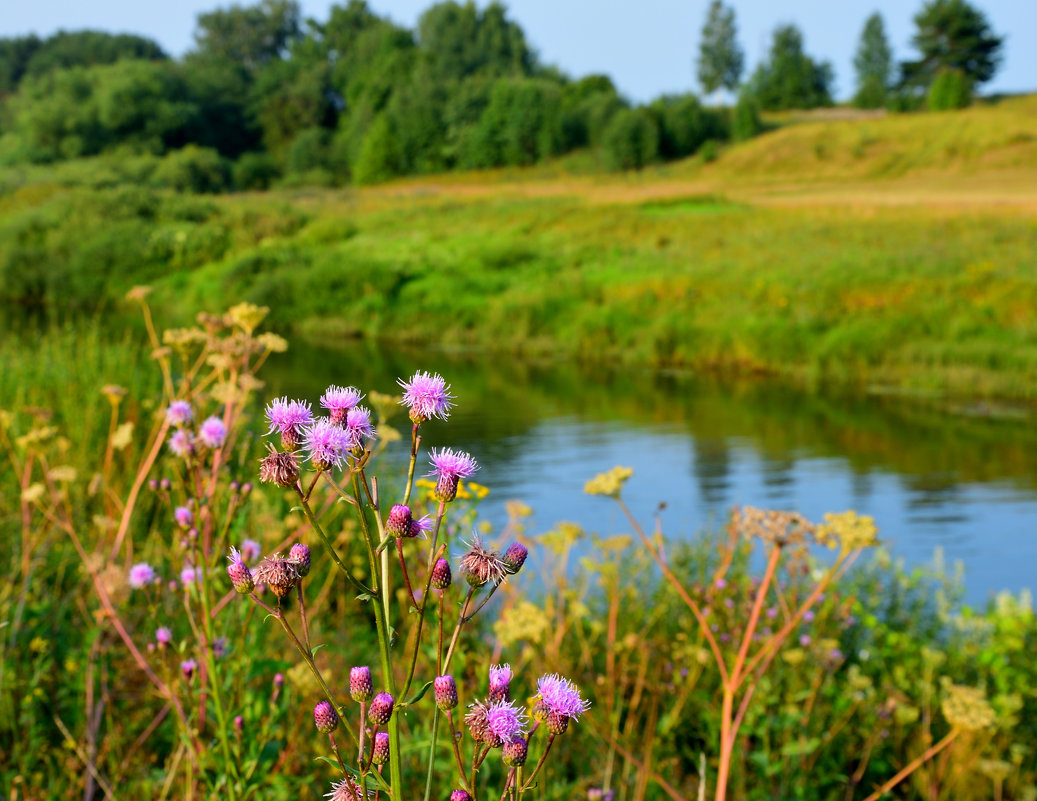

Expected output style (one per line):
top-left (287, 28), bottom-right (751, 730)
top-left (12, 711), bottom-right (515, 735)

top-left (266, 340), bottom-right (1037, 606)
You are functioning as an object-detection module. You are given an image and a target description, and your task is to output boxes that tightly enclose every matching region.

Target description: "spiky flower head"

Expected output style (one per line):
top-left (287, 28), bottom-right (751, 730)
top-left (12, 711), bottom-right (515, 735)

top-left (325, 777), bottom-right (368, 801)
top-left (488, 664), bottom-right (513, 703)
top-left (128, 562), bottom-right (157, 589)
top-left (321, 385), bottom-right (363, 425)
top-left (314, 701), bottom-right (339, 733)
top-left (259, 445), bottom-right (300, 488)
top-left (344, 406), bottom-right (376, 450)
top-left (166, 400), bottom-right (193, 427)
top-left (303, 419), bottom-right (350, 471)
top-left (428, 448), bottom-right (478, 502)
top-left (168, 429), bottom-right (194, 458)
top-left (198, 416), bottom-right (227, 449)
top-left (181, 659), bottom-right (198, 680)
top-left (451, 791), bottom-right (472, 801)
top-left (398, 370), bottom-right (455, 424)
top-left (369, 692), bottom-right (394, 725)
top-left (156, 626), bottom-right (173, 646)
top-left (465, 701), bottom-right (491, 745)
top-left (434, 675), bottom-right (458, 711)
top-left (289, 543), bottom-right (311, 577)
top-left (502, 542), bottom-right (528, 574)
top-left (174, 505), bottom-right (194, 529)
top-left (350, 666), bottom-right (373, 702)
top-left (503, 736), bottom-right (528, 767)
top-left (227, 548), bottom-right (255, 594)
top-left (430, 558), bottom-right (452, 590)
top-left (371, 732), bottom-right (390, 766)
top-left (460, 536), bottom-right (508, 588)
top-left (535, 674), bottom-right (590, 734)
top-left (410, 515), bottom-right (434, 539)
top-left (265, 397), bottom-right (314, 451)
top-left (386, 504), bottom-right (413, 539)
top-left (253, 554), bottom-right (301, 598)
top-left (484, 700), bottom-right (527, 746)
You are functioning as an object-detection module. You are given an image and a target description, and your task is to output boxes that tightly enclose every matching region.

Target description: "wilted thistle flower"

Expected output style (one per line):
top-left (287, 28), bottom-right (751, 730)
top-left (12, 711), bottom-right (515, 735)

top-left (386, 504), bottom-right (413, 538)
top-left (320, 385), bottom-right (363, 426)
top-left (489, 664), bottom-right (513, 703)
top-left (350, 666), bottom-right (373, 702)
top-left (502, 542), bottom-right (528, 574)
top-left (450, 791), bottom-right (472, 801)
top-left (430, 558), bottom-right (452, 590)
top-left (303, 419), bottom-right (350, 471)
top-left (503, 736), bottom-right (528, 767)
top-left (314, 701), bottom-right (339, 733)
top-left (398, 370), bottom-right (455, 424)
top-left (428, 447), bottom-right (479, 502)
top-left (174, 505), bottom-right (194, 529)
top-left (371, 732), bottom-right (390, 765)
top-left (485, 700), bottom-right (527, 746)
top-left (460, 536), bottom-right (508, 588)
top-left (259, 445), bottom-right (300, 488)
top-left (344, 406), bottom-right (376, 450)
top-left (434, 675), bottom-right (458, 711)
top-left (128, 562), bottom-right (157, 589)
top-left (155, 627), bottom-right (173, 647)
top-left (465, 701), bottom-right (491, 744)
top-left (240, 538), bottom-right (261, 563)
top-left (369, 692), bottom-right (394, 725)
top-left (165, 400), bottom-right (193, 427)
top-left (325, 777), bottom-right (368, 801)
top-left (181, 659), bottom-right (198, 680)
top-left (265, 397), bottom-right (313, 451)
top-left (198, 416), bottom-right (227, 449)
top-left (253, 554), bottom-right (301, 599)
top-left (535, 674), bottom-right (591, 734)
top-left (168, 429), bottom-right (194, 458)
top-left (227, 548), bottom-right (255, 594)
top-left (289, 543), bottom-right (311, 577)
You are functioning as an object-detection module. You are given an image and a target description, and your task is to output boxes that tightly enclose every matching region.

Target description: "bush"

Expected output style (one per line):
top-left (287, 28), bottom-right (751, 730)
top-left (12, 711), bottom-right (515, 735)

top-left (927, 68), bottom-right (972, 111)
top-left (284, 127), bottom-right (330, 176)
top-left (602, 108), bottom-right (659, 171)
top-left (151, 145), bottom-right (228, 193)
top-left (651, 93), bottom-right (727, 160)
top-left (463, 78), bottom-right (564, 168)
top-left (232, 151), bottom-right (281, 191)
top-left (731, 90), bottom-right (763, 142)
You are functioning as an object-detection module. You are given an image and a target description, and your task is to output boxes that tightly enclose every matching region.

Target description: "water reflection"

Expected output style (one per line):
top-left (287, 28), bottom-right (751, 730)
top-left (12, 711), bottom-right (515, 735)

top-left (264, 338), bottom-right (1037, 605)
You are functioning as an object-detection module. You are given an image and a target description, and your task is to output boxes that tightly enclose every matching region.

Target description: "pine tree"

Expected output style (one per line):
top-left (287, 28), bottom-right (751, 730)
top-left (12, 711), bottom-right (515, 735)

top-left (697, 0), bottom-right (744, 98)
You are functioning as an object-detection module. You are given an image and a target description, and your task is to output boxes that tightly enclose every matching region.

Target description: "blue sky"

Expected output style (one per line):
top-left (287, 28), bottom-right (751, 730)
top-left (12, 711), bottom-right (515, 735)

top-left (3, 0), bottom-right (1033, 102)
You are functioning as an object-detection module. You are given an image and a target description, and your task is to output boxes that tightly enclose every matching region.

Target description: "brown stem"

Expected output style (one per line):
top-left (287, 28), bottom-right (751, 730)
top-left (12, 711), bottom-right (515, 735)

top-left (860, 730), bottom-right (959, 801)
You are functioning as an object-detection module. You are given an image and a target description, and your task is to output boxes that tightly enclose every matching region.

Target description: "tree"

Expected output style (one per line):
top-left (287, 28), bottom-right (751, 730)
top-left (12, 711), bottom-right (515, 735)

top-left (191, 0), bottom-right (301, 76)
top-left (902, 0), bottom-right (1003, 90)
top-left (747, 24), bottom-right (833, 111)
top-left (697, 0), bottom-right (744, 97)
top-left (853, 13), bottom-right (893, 108)
top-left (417, 1), bottom-right (533, 82)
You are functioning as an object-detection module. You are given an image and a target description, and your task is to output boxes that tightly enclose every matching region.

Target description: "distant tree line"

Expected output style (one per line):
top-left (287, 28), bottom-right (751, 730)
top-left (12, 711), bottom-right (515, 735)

top-left (0, 0), bottom-right (1006, 188)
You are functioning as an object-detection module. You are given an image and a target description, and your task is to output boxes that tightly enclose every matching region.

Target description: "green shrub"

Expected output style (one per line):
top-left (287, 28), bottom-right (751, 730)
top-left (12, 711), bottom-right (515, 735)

top-left (927, 68), bottom-right (972, 111)
top-left (284, 126), bottom-right (330, 176)
top-left (732, 90), bottom-right (763, 142)
top-left (231, 151), bottom-right (281, 190)
top-left (151, 145), bottom-right (228, 193)
top-left (651, 93), bottom-right (727, 159)
top-left (602, 108), bottom-right (659, 171)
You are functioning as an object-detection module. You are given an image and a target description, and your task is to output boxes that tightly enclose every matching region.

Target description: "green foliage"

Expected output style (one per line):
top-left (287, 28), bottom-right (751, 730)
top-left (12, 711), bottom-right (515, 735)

top-left (748, 24), bottom-right (834, 111)
top-left (650, 93), bottom-right (727, 160)
top-left (731, 89), bottom-right (763, 142)
top-left (16, 30), bottom-right (166, 86)
top-left (927, 67), bottom-right (973, 110)
top-left (416, 1), bottom-right (533, 82)
top-left (697, 0), bottom-right (744, 96)
top-left (232, 150), bottom-right (282, 190)
top-left (352, 113), bottom-right (401, 184)
top-left (902, 0), bottom-right (1003, 90)
top-left (151, 145), bottom-right (229, 193)
top-left (0, 35), bottom-right (42, 96)
top-left (853, 12), bottom-right (893, 109)
top-left (190, 0), bottom-right (301, 76)
top-left (602, 108), bottom-right (660, 170)
top-left (464, 78), bottom-right (564, 168)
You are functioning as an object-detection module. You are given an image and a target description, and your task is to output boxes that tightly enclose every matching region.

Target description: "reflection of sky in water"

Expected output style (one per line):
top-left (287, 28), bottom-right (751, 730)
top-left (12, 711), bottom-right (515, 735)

top-left (441, 416), bottom-right (1035, 607)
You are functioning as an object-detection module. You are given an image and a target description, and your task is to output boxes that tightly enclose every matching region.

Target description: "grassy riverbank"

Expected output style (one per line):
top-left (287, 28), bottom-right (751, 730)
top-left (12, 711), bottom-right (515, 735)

top-left (2, 96), bottom-right (1037, 399)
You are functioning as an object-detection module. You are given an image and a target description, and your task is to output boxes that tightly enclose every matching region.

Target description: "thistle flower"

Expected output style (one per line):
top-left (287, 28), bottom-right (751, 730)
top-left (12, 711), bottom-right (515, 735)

top-left (212, 637), bottom-right (228, 659)
top-left (303, 419), bottom-right (350, 471)
top-left (165, 400), bottom-right (193, 427)
top-left (428, 447), bottom-right (478, 503)
top-left (410, 515), bottom-right (434, 539)
top-left (180, 564), bottom-right (202, 585)
top-left (325, 777), bottom-right (368, 801)
top-left (430, 558), bottom-right (452, 590)
top-left (198, 416), bottom-right (227, 449)
top-left (128, 562), bottom-right (157, 589)
top-left (344, 406), bottom-right (376, 450)
top-left (181, 659), bottom-right (198, 680)
top-left (535, 674), bottom-right (590, 734)
top-left (265, 397), bottom-right (313, 451)
top-left (460, 536), bottom-right (508, 588)
top-left (234, 715), bottom-right (244, 733)
top-left (240, 538), bottom-right (261, 563)
top-left (369, 692), bottom-right (394, 725)
top-left (465, 701), bottom-right (491, 744)
top-left (434, 675), bottom-right (458, 710)
top-left (174, 505), bottom-right (194, 529)
top-left (168, 429), bottom-right (193, 458)
top-left (289, 543), bottom-right (311, 577)
top-left (371, 732), bottom-right (390, 765)
top-left (227, 548), bottom-right (255, 594)
top-left (485, 700), bottom-right (527, 746)
top-left (398, 370), bottom-right (454, 423)
top-left (451, 791), bottom-right (472, 801)
top-left (350, 666), bottom-right (372, 702)
top-left (273, 673), bottom-right (285, 689)
top-left (386, 504), bottom-right (412, 539)
top-left (253, 554), bottom-right (301, 599)
top-left (259, 445), bottom-right (300, 488)
top-left (155, 626), bottom-right (173, 646)
top-left (502, 542), bottom-right (528, 574)
top-left (320, 385), bottom-right (363, 425)
top-left (488, 664), bottom-right (513, 703)
top-left (314, 701), bottom-right (339, 733)
top-left (503, 736), bottom-right (528, 767)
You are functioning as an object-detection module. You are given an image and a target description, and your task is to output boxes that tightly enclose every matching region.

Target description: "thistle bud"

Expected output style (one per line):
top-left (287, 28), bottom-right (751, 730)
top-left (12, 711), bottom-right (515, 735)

top-left (503, 736), bottom-right (528, 767)
top-left (451, 791), bottom-right (472, 801)
top-left (488, 664), bottom-right (512, 703)
top-left (241, 482), bottom-right (252, 495)
top-left (148, 478), bottom-right (159, 491)
top-left (227, 549), bottom-right (255, 594)
top-left (229, 480), bottom-right (240, 493)
top-left (159, 477), bottom-right (171, 491)
top-left (273, 673), bottom-right (285, 689)
top-left (289, 543), bottom-right (311, 577)
top-left (350, 666), bottom-right (373, 703)
top-left (314, 701), bottom-right (339, 733)
top-left (234, 715), bottom-right (244, 733)
top-left (369, 692), bottom-right (394, 725)
top-left (502, 542), bottom-right (528, 574)
top-left (430, 558), bottom-right (452, 590)
top-left (434, 675), bottom-right (458, 711)
top-left (435, 473), bottom-right (460, 503)
top-left (386, 504), bottom-right (412, 538)
top-left (546, 709), bottom-right (570, 735)
top-left (372, 732), bottom-right (390, 765)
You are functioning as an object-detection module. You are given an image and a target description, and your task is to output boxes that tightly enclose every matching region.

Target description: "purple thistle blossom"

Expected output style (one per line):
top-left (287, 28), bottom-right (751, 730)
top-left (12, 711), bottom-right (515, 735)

top-left (165, 400), bottom-right (193, 427)
top-left (398, 370), bottom-right (455, 423)
top-left (325, 777), bottom-right (367, 801)
top-left (410, 515), bottom-right (434, 539)
top-left (386, 505), bottom-right (412, 538)
top-left (265, 397), bottom-right (313, 450)
top-left (240, 538), bottom-right (261, 563)
top-left (174, 505), bottom-right (193, 529)
top-left (536, 674), bottom-right (591, 721)
top-left (320, 385), bottom-right (363, 425)
top-left (344, 406), bottom-right (376, 449)
top-left (128, 562), bottom-right (157, 589)
top-left (156, 626), bottom-right (173, 646)
top-left (489, 664), bottom-right (513, 703)
top-left (485, 700), bottom-right (527, 744)
top-left (198, 416), bottom-right (226, 449)
top-left (181, 659), bottom-right (198, 680)
top-left (227, 547), bottom-right (255, 594)
top-left (181, 564), bottom-right (202, 585)
top-left (428, 447), bottom-right (478, 502)
top-left (168, 429), bottom-right (193, 458)
top-left (303, 419), bottom-right (350, 471)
